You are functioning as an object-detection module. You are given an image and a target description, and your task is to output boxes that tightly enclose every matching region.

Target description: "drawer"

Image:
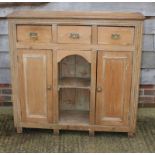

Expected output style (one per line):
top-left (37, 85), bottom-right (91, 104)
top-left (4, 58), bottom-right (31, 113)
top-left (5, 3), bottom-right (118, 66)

top-left (17, 25), bottom-right (52, 43)
top-left (57, 26), bottom-right (91, 44)
top-left (98, 27), bottom-right (134, 45)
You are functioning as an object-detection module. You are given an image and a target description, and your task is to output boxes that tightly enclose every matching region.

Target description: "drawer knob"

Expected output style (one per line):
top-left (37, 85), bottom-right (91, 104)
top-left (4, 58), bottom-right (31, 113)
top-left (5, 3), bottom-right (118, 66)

top-left (29, 32), bottom-right (38, 41)
top-left (69, 32), bottom-right (80, 39)
top-left (47, 85), bottom-right (52, 90)
top-left (97, 87), bottom-right (102, 92)
top-left (111, 33), bottom-right (120, 40)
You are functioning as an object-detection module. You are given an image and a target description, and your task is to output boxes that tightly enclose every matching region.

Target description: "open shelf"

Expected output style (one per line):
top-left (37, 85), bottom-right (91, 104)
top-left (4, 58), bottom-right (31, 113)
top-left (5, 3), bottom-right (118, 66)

top-left (59, 110), bottom-right (89, 125)
top-left (58, 55), bottom-right (91, 125)
top-left (58, 77), bottom-right (90, 90)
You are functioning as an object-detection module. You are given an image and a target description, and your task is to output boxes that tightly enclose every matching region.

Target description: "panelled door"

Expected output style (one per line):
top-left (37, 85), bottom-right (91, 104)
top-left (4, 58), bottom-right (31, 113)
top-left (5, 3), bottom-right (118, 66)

top-left (17, 50), bottom-right (53, 124)
top-left (96, 51), bottom-right (132, 126)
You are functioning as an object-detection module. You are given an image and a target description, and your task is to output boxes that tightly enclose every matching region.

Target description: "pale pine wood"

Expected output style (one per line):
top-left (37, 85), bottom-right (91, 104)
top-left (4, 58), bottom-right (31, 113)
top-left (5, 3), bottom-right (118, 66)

top-left (8, 21), bottom-right (17, 127)
top-left (53, 50), bottom-right (96, 126)
top-left (89, 130), bottom-right (95, 136)
top-left (47, 51), bottom-right (53, 123)
top-left (20, 122), bottom-right (130, 132)
top-left (20, 122), bottom-right (52, 129)
top-left (89, 50), bottom-right (96, 125)
top-left (57, 26), bottom-right (91, 44)
top-left (9, 20), bottom-right (23, 132)
top-left (129, 21), bottom-right (144, 135)
top-left (56, 50), bottom-right (92, 63)
top-left (16, 43), bottom-right (135, 52)
top-left (59, 110), bottom-right (89, 124)
top-left (59, 55), bottom-right (90, 79)
top-left (8, 11), bottom-right (145, 20)
top-left (59, 89), bottom-right (90, 111)
top-left (50, 124), bottom-right (130, 132)
top-left (17, 25), bottom-right (52, 43)
top-left (17, 50), bottom-right (53, 124)
top-left (98, 27), bottom-right (134, 45)
top-left (96, 51), bottom-right (132, 126)
top-left (52, 24), bottom-right (57, 43)
top-left (8, 11), bottom-right (144, 136)
top-left (16, 127), bottom-right (23, 134)
top-left (53, 50), bottom-right (59, 123)
top-left (92, 25), bottom-right (98, 45)
top-left (58, 77), bottom-right (90, 89)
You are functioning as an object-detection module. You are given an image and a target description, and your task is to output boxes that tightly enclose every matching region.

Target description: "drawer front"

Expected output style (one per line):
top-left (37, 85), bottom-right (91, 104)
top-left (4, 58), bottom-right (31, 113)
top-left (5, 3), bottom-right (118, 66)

top-left (57, 26), bottom-right (91, 44)
top-left (17, 25), bottom-right (52, 43)
top-left (98, 27), bottom-right (134, 45)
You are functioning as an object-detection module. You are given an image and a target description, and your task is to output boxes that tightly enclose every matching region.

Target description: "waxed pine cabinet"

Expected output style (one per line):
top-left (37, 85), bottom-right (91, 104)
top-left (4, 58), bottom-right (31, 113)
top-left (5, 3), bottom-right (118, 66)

top-left (8, 11), bottom-right (144, 136)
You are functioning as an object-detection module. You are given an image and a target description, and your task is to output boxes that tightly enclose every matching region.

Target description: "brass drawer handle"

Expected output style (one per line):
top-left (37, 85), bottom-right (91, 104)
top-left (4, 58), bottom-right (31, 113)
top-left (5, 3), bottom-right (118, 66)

top-left (29, 32), bottom-right (38, 41)
top-left (97, 87), bottom-right (102, 92)
top-left (69, 32), bottom-right (80, 39)
top-left (111, 33), bottom-right (120, 40)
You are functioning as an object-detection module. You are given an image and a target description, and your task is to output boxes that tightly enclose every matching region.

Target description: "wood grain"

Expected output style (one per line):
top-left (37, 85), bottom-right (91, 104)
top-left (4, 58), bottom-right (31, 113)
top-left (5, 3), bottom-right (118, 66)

top-left (57, 26), bottom-right (91, 44)
top-left (96, 51), bottom-right (132, 126)
top-left (17, 25), bottom-right (52, 43)
top-left (8, 11), bottom-right (145, 20)
top-left (8, 11), bottom-right (144, 135)
top-left (98, 27), bottom-right (134, 45)
top-left (17, 50), bottom-right (53, 124)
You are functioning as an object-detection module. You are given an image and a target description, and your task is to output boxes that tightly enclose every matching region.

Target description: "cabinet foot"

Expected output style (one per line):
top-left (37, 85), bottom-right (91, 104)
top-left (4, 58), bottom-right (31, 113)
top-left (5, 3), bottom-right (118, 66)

top-left (16, 127), bottom-right (23, 133)
top-left (128, 132), bottom-right (135, 138)
top-left (53, 129), bottom-right (60, 135)
top-left (89, 130), bottom-right (95, 136)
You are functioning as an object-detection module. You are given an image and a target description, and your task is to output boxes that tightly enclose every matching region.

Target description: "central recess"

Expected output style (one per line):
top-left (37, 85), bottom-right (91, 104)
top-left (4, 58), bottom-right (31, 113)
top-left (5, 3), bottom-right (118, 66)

top-left (58, 55), bottom-right (91, 124)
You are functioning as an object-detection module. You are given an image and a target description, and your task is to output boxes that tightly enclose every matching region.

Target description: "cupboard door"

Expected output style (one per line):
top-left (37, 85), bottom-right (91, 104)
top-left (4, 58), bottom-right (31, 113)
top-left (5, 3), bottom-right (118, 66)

top-left (18, 50), bottom-right (53, 124)
top-left (96, 51), bottom-right (132, 126)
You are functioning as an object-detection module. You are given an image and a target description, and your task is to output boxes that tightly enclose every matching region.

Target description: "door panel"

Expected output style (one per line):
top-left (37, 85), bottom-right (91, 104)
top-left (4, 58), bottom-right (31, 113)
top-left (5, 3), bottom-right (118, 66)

top-left (18, 50), bottom-right (52, 123)
top-left (96, 51), bottom-right (132, 126)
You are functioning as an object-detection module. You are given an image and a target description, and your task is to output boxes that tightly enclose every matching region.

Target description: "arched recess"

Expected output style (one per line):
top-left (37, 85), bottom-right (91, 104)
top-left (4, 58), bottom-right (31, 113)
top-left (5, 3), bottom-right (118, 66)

top-left (58, 54), bottom-right (91, 79)
top-left (53, 50), bottom-right (96, 124)
top-left (56, 50), bottom-right (92, 63)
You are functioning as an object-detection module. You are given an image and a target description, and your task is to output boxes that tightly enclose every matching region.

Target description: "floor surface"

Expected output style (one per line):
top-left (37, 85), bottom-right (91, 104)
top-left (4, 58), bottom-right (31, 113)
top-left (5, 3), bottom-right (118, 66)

top-left (0, 107), bottom-right (155, 153)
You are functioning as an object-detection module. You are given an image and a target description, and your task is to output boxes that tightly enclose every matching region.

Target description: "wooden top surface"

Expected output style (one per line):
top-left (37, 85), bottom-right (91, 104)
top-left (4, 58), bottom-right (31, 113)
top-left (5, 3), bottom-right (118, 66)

top-left (8, 11), bottom-right (145, 20)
